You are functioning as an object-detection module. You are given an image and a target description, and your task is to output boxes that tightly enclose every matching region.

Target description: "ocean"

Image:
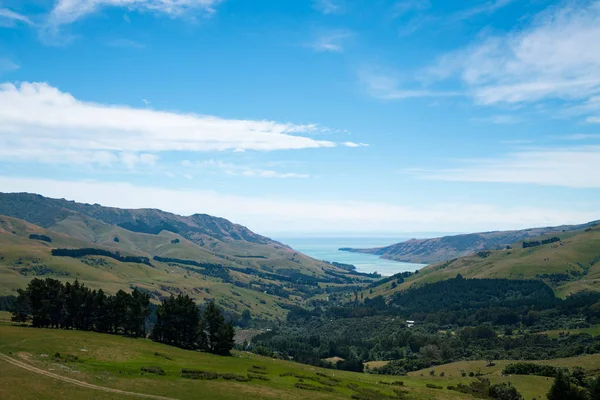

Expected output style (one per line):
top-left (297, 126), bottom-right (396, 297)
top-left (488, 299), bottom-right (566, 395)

top-left (275, 237), bottom-right (427, 277)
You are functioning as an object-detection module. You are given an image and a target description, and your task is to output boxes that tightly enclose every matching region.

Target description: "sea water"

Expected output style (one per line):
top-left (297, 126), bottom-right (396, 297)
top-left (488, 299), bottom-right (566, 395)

top-left (276, 237), bottom-right (427, 277)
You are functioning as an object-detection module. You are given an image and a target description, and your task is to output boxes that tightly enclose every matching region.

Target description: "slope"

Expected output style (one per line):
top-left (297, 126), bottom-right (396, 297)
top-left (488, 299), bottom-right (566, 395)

top-left (366, 225), bottom-right (600, 298)
top-left (341, 220), bottom-right (599, 264)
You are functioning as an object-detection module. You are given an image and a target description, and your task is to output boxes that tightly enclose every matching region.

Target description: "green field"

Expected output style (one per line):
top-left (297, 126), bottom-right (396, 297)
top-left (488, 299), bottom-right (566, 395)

top-left (538, 324), bottom-right (600, 338)
top-left (2, 311), bottom-right (596, 400)
top-left (0, 318), bottom-right (482, 400)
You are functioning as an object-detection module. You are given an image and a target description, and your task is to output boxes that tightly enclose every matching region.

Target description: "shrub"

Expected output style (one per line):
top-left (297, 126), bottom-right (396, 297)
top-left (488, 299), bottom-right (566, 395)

top-left (489, 382), bottom-right (523, 400)
top-left (248, 373), bottom-right (270, 381)
top-left (220, 373), bottom-right (249, 382)
top-left (294, 383), bottom-right (334, 392)
top-left (426, 383), bottom-right (443, 389)
top-left (180, 369), bottom-right (218, 380)
top-left (141, 366), bottom-right (166, 376)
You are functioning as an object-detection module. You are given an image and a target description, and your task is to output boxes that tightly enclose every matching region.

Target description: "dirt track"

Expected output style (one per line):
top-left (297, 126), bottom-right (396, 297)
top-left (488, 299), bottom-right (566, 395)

top-left (0, 353), bottom-right (177, 400)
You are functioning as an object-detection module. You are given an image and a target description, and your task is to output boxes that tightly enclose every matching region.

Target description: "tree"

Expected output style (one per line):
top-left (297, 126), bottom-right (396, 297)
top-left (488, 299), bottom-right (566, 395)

top-left (202, 301), bottom-right (235, 355)
top-left (548, 371), bottom-right (589, 400)
top-left (151, 294), bottom-right (200, 349)
top-left (10, 289), bottom-right (30, 323)
top-left (590, 377), bottom-right (600, 400)
top-left (489, 382), bottom-right (523, 400)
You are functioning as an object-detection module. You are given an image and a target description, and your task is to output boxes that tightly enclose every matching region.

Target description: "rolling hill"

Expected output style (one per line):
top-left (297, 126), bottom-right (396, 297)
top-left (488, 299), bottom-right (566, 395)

top-left (366, 224), bottom-right (600, 298)
top-left (1, 311), bottom-right (584, 400)
top-left (341, 220), bottom-right (599, 264)
top-left (0, 193), bottom-right (377, 319)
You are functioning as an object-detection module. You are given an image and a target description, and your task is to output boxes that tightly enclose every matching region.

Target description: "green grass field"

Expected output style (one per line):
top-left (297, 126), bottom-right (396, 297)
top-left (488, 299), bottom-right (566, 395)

top-left (538, 324), bottom-right (600, 338)
top-left (0, 319), bottom-right (481, 400)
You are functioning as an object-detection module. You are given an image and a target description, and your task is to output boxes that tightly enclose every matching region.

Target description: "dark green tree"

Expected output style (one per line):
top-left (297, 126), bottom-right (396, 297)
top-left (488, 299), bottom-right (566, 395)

top-left (590, 377), bottom-right (600, 400)
top-left (548, 371), bottom-right (589, 400)
top-left (489, 382), bottom-right (523, 400)
top-left (203, 301), bottom-right (235, 355)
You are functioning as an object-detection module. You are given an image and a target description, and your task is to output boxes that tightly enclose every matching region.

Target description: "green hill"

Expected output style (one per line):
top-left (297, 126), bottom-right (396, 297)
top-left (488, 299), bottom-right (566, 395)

top-left (0, 193), bottom-right (377, 319)
top-left (367, 225), bottom-right (600, 298)
top-left (0, 312), bottom-right (573, 400)
top-left (342, 220), bottom-right (599, 264)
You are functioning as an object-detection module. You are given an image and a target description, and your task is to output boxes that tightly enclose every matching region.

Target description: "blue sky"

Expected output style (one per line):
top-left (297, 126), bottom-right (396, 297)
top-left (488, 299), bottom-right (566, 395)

top-left (1, 0), bottom-right (600, 235)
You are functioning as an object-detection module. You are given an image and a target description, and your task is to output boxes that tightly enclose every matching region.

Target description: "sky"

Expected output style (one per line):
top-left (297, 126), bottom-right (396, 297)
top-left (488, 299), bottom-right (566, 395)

top-left (1, 0), bottom-right (600, 236)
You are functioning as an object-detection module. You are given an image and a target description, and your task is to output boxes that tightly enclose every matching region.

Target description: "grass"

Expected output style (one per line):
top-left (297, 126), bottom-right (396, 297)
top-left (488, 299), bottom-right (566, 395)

top-left (0, 214), bottom-right (377, 320)
top-left (366, 225), bottom-right (600, 299)
top-left (409, 354), bottom-right (600, 399)
top-left (0, 323), bottom-right (486, 400)
top-left (539, 324), bottom-right (600, 338)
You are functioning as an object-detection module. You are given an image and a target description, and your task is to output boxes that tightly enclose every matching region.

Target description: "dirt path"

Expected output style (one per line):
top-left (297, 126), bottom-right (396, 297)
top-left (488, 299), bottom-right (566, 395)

top-left (0, 353), bottom-right (177, 400)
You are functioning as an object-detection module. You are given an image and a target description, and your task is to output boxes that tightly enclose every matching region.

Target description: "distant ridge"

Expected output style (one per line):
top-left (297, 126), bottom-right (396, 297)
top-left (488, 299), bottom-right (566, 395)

top-left (0, 192), bottom-right (277, 246)
top-left (341, 221), bottom-right (600, 264)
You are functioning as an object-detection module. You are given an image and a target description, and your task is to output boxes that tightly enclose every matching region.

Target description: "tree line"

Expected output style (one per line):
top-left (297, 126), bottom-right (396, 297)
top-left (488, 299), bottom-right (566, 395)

top-left (523, 237), bottom-right (561, 248)
top-left (11, 278), bottom-right (235, 356)
top-left (11, 278), bottom-right (150, 336)
top-left (51, 248), bottom-right (152, 266)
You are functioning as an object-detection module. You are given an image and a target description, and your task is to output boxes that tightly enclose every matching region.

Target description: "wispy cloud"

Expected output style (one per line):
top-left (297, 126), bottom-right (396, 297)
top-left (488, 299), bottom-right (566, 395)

top-left (0, 58), bottom-right (19, 75)
top-left (311, 29), bottom-right (353, 53)
top-left (359, 68), bottom-right (461, 100)
top-left (472, 114), bottom-right (522, 124)
top-left (408, 145), bottom-right (600, 188)
top-left (452, 0), bottom-right (516, 21)
top-left (392, 0), bottom-right (430, 18)
top-left (48, 0), bottom-right (223, 27)
top-left (313, 0), bottom-right (343, 15)
top-left (0, 7), bottom-right (34, 27)
top-left (558, 133), bottom-right (600, 141)
top-left (428, 1), bottom-right (600, 109)
top-left (0, 81), bottom-right (363, 168)
top-left (181, 159), bottom-right (310, 179)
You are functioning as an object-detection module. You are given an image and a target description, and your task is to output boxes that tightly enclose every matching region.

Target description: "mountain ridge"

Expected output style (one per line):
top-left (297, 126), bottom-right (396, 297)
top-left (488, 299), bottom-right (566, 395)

top-left (341, 220), bottom-right (600, 264)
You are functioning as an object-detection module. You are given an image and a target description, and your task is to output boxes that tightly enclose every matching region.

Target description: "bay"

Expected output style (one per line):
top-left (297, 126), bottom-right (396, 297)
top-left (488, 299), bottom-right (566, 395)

top-left (276, 237), bottom-right (427, 277)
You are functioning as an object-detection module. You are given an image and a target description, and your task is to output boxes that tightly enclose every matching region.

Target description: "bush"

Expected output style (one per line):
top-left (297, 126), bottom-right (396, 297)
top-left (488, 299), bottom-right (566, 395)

top-left (141, 366), bottom-right (166, 376)
top-left (426, 383), bottom-right (443, 389)
top-left (247, 373), bottom-right (270, 381)
top-left (220, 373), bottom-right (249, 382)
top-left (294, 383), bottom-right (334, 392)
top-left (181, 369), bottom-right (218, 380)
top-left (489, 382), bottom-right (523, 400)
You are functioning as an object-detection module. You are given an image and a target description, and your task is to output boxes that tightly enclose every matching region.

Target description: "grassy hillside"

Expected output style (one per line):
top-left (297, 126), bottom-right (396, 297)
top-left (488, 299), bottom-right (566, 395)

top-left (366, 225), bottom-right (600, 298)
top-left (342, 221), bottom-right (599, 264)
top-left (0, 314), bottom-right (561, 400)
top-left (0, 215), bottom-right (374, 320)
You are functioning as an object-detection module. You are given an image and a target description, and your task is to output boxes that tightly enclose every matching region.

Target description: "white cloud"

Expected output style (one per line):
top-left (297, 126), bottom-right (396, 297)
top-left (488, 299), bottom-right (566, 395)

top-left (311, 30), bottom-right (352, 53)
top-left (0, 176), bottom-right (597, 233)
top-left (409, 145), bottom-right (600, 188)
top-left (313, 0), bottom-right (342, 15)
top-left (48, 0), bottom-right (222, 26)
top-left (429, 1), bottom-right (600, 107)
top-left (0, 8), bottom-right (33, 27)
top-left (0, 82), bottom-right (360, 168)
top-left (181, 159), bottom-right (309, 179)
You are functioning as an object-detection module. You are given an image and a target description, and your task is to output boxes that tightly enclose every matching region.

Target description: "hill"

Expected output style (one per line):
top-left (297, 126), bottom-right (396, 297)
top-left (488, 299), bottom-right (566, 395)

top-left (0, 313), bottom-right (573, 400)
top-left (0, 193), bottom-right (377, 320)
top-left (366, 224), bottom-right (600, 298)
top-left (341, 220), bottom-right (599, 264)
